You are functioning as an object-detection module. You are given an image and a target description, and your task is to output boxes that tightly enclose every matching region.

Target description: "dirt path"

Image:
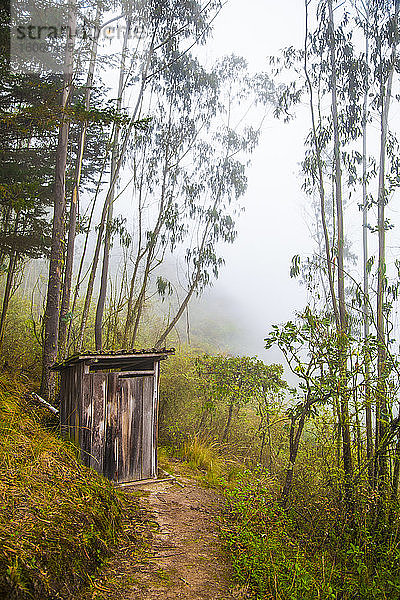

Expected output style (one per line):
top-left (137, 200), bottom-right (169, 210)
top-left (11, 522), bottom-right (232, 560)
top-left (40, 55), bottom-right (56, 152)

top-left (125, 477), bottom-right (244, 599)
top-left (78, 475), bottom-right (247, 600)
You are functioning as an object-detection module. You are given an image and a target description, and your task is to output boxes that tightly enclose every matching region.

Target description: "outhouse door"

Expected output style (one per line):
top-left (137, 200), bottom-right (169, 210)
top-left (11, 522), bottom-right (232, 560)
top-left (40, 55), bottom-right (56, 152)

top-left (81, 372), bottom-right (157, 483)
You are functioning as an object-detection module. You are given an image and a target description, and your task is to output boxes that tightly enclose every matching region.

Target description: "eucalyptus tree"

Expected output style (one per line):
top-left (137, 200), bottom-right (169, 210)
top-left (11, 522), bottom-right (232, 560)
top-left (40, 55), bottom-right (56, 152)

top-left (370, 0), bottom-right (400, 492)
top-left (58, 0), bottom-right (103, 357)
top-left (76, 0), bottom-right (224, 351)
top-left (272, 0), bottom-right (400, 511)
top-left (41, 0), bottom-right (77, 400)
top-left (355, 0), bottom-right (374, 483)
top-left (39, 0), bottom-right (141, 395)
top-left (154, 56), bottom-right (273, 348)
top-left (273, 0), bottom-right (366, 500)
top-left (113, 54), bottom-right (273, 351)
top-left (94, 9), bottom-right (132, 351)
top-left (120, 51), bottom-right (223, 348)
top-left (122, 51), bottom-right (220, 347)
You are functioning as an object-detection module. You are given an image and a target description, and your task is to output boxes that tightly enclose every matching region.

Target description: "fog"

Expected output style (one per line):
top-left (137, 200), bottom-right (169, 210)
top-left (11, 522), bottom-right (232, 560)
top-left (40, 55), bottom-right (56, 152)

top-left (187, 0), bottom-right (312, 367)
top-left (85, 1), bottom-right (326, 374)
top-left (184, 0), bottom-right (400, 373)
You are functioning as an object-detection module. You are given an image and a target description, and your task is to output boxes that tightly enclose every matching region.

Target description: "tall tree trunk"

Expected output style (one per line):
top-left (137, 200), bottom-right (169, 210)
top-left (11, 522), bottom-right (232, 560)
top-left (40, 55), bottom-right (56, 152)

top-left (58, 0), bottom-right (102, 358)
top-left (303, 0), bottom-right (340, 326)
top-left (77, 29), bottom-right (156, 351)
top-left (95, 16), bottom-right (131, 350)
top-left (122, 164), bottom-right (146, 345)
top-left (0, 250), bottom-right (18, 348)
top-left (375, 0), bottom-right (399, 491)
top-left (65, 146), bottom-right (111, 351)
top-left (40, 4), bottom-right (76, 400)
top-left (0, 205), bottom-right (12, 269)
top-left (391, 435), bottom-right (400, 506)
top-left (328, 0), bottom-right (353, 497)
top-left (361, 5), bottom-right (374, 486)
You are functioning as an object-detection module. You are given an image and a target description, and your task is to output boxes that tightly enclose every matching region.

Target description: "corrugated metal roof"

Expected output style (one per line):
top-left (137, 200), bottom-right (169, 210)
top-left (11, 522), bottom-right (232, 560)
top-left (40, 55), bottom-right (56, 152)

top-left (52, 348), bottom-right (175, 370)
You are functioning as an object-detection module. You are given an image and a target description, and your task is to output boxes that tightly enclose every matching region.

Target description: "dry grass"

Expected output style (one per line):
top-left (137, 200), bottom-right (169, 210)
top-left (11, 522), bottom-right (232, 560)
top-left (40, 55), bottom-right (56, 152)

top-left (0, 374), bottom-right (128, 599)
top-left (181, 435), bottom-right (225, 475)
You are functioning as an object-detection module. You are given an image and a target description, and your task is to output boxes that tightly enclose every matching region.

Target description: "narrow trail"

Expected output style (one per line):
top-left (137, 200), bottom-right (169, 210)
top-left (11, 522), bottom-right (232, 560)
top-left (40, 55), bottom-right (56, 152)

top-left (126, 477), bottom-right (245, 599)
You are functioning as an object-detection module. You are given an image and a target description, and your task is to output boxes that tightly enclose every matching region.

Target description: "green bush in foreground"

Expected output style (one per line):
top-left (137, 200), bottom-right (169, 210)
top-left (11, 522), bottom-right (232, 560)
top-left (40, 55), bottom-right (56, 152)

top-left (0, 376), bottom-right (124, 599)
top-left (221, 469), bottom-right (400, 600)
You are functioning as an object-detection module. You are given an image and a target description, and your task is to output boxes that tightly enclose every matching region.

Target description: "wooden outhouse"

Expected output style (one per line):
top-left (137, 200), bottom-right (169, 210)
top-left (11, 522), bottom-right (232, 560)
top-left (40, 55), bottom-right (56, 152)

top-left (53, 349), bottom-right (174, 484)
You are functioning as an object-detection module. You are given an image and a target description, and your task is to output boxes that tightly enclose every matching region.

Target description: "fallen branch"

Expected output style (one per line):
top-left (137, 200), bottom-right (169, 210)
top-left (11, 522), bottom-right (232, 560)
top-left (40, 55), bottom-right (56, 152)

top-left (31, 392), bottom-right (59, 415)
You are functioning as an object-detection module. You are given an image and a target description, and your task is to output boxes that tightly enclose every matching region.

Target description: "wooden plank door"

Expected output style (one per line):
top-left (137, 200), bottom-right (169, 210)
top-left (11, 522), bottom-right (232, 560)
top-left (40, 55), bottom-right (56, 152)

top-left (141, 376), bottom-right (155, 479)
top-left (80, 372), bottom-right (156, 483)
top-left (119, 377), bottom-right (142, 482)
top-left (103, 373), bottom-right (120, 481)
top-left (117, 375), bottom-right (155, 483)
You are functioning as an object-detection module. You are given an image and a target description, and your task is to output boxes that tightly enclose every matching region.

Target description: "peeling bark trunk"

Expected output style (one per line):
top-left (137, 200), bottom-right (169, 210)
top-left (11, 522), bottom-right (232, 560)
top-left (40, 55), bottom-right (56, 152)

top-left (95, 16), bottom-right (131, 350)
top-left (327, 1), bottom-right (353, 510)
top-left (59, 0), bottom-right (101, 358)
top-left (303, 0), bottom-right (339, 326)
top-left (375, 0), bottom-right (399, 492)
top-left (361, 6), bottom-right (373, 486)
top-left (41, 4), bottom-right (76, 400)
top-left (122, 166), bottom-right (146, 346)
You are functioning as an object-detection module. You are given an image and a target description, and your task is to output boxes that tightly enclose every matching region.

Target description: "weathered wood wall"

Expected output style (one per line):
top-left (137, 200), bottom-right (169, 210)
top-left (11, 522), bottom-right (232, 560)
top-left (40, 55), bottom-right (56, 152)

top-left (60, 365), bottom-right (159, 483)
top-left (59, 362), bottom-right (84, 445)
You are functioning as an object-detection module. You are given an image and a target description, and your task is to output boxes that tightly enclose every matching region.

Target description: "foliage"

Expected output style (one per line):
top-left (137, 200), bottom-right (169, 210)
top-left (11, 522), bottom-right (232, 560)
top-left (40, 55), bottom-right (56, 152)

top-left (159, 348), bottom-right (287, 454)
top-left (158, 347), bottom-right (207, 442)
top-left (222, 467), bottom-right (400, 600)
top-left (0, 293), bottom-right (43, 381)
top-left (197, 354), bottom-right (286, 406)
top-left (195, 354), bottom-right (287, 442)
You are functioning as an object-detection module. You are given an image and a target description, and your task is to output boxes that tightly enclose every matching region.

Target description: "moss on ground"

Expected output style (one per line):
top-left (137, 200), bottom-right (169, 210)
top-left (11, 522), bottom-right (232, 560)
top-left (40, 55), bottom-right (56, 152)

top-left (0, 374), bottom-right (139, 600)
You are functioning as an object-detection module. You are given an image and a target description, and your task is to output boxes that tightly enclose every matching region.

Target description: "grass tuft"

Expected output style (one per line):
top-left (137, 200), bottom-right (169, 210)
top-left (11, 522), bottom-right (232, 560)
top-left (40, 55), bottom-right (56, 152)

top-left (181, 435), bottom-right (225, 479)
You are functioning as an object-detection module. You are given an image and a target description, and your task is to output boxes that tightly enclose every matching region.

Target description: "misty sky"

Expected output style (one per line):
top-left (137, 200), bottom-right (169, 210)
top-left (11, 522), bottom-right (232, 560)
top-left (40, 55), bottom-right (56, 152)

top-left (96, 0), bottom-right (313, 368)
top-left (195, 0), bottom-right (312, 363)
top-left (189, 0), bottom-right (400, 371)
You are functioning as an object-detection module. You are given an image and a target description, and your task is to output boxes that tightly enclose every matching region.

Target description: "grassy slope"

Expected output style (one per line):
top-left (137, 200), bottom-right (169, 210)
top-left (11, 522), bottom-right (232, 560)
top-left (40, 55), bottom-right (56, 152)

top-left (0, 374), bottom-right (126, 600)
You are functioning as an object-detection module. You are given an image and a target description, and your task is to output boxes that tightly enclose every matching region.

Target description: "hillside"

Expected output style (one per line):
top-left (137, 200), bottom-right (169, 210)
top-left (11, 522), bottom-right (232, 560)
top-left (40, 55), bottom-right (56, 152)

top-left (0, 375), bottom-right (136, 599)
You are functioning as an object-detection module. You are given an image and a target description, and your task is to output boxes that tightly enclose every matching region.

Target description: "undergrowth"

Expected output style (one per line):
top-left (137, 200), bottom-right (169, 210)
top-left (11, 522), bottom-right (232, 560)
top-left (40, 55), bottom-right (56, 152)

top-left (221, 468), bottom-right (400, 600)
top-left (0, 374), bottom-right (129, 600)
